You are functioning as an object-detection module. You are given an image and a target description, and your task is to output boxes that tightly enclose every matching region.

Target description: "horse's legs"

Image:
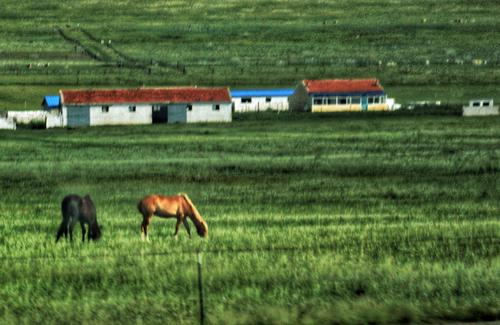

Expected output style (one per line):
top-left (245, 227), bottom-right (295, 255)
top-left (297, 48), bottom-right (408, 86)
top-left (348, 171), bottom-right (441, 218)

top-left (88, 224), bottom-right (92, 241)
top-left (55, 220), bottom-right (67, 242)
top-left (68, 220), bottom-right (76, 242)
top-left (140, 215), bottom-right (146, 240)
top-left (182, 218), bottom-right (192, 239)
top-left (80, 222), bottom-right (86, 242)
top-left (141, 214), bottom-right (152, 242)
top-left (174, 217), bottom-right (182, 239)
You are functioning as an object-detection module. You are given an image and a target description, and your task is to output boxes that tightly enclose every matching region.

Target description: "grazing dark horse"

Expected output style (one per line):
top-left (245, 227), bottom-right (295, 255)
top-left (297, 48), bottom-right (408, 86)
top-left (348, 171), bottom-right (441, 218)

top-left (137, 193), bottom-right (208, 241)
top-left (56, 194), bottom-right (102, 243)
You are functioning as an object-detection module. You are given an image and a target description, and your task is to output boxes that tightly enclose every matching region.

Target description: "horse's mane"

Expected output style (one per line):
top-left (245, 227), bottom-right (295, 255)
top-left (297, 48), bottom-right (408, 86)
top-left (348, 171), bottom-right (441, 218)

top-left (179, 193), bottom-right (198, 216)
top-left (179, 193), bottom-right (208, 236)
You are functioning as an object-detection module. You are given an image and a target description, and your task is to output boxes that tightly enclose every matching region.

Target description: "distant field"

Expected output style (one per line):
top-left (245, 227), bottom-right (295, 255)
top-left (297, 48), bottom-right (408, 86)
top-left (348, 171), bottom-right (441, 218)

top-left (0, 114), bottom-right (498, 323)
top-left (1, 0), bottom-right (500, 109)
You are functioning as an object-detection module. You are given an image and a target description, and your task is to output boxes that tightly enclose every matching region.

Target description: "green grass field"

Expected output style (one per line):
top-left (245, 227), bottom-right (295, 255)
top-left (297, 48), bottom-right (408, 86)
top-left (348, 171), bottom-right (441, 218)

top-left (1, 0), bottom-right (500, 109)
top-left (0, 113), bottom-right (498, 324)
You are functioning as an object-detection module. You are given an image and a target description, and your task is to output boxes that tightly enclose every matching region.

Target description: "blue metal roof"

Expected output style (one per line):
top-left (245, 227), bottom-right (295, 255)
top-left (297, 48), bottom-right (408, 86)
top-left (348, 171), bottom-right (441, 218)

top-left (231, 89), bottom-right (294, 98)
top-left (43, 95), bottom-right (60, 108)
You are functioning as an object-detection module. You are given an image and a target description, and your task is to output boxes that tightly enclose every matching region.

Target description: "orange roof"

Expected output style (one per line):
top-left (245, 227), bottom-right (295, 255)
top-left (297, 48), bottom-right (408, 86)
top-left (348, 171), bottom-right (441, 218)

top-left (304, 79), bottom-right (384, 94)
top-left (60, 87), bottom-right (231, 105)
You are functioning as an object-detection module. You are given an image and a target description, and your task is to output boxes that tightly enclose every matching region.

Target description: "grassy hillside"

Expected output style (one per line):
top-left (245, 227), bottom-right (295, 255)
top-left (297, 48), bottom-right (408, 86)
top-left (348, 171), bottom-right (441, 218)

top-left (1, 0), bottom-right (500, 109)
top-left (0, 114), bottom-right (499, 323)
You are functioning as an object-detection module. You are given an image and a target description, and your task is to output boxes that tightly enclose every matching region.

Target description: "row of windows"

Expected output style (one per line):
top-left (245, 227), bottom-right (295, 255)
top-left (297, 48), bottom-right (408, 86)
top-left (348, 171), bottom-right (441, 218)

top-left (241, 97), bottom-right (272, 103)
top-left (101, 105), bottom-right (135, 113)
top-left (102, 105), bottom-right (220, 113)
top-left (471, 101), bottom-right (492, 107)
top-left (312, 96), bottom-right (386, 105)
top-left (186, 104), bottom-right (220, 111)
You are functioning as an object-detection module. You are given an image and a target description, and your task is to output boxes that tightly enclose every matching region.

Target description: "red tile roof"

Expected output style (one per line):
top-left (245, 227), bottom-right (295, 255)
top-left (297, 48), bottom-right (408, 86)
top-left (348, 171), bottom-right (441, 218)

top-left (60, 87), bottom-right (231, 105)
top-left (304, 79), bottom-right (384, 94)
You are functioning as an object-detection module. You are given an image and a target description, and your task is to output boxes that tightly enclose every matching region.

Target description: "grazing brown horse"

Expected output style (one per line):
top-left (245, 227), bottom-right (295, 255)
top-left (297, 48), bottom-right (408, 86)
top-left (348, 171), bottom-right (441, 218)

top-left (56, 194), bottom-right (102, 243)
top-left (137, 193), bottom-right (208, 241)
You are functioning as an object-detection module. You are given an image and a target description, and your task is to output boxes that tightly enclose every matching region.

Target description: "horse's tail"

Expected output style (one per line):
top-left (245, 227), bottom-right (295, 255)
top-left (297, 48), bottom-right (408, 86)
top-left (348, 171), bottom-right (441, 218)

top-left (180, 193), bottom-right (208, 237)
top-left (137, 197), bottom-right (148, 216)
top-left (137, 200), bottom-right (143, 214)
top-left (57, 195), bottom-right (78, 242)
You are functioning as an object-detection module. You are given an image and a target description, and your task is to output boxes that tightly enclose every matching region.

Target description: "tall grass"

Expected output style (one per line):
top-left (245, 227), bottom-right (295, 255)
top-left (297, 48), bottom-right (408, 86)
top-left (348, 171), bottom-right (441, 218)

top-left (0, 115), bottom-right (499, 323)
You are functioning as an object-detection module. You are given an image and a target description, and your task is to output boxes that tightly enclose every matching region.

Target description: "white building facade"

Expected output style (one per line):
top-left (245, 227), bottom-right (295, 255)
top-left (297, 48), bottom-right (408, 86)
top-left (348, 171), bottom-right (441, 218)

top-left (463, 99), bottom-right (499, 116)
top-left (59, 87), bottom-right (232, 127)
top-left (0, 116), bottom-right (16, 130)
top-left (231, 89), bottom-right (294, 112)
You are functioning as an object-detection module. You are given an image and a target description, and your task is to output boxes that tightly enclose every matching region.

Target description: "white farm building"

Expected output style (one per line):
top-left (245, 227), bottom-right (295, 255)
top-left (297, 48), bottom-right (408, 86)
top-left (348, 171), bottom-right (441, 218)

top-left (463, 99), bottom-right (499, 116)
top-left (59, 87), bottom-right (232, 127)
top-left (230, 89), bottom-right (294, 112)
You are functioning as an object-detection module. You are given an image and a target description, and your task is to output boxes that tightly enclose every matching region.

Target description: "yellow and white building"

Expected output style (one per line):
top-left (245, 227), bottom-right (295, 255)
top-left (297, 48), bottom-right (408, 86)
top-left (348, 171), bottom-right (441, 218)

top-left (289, 79), bottom-right (390, 112)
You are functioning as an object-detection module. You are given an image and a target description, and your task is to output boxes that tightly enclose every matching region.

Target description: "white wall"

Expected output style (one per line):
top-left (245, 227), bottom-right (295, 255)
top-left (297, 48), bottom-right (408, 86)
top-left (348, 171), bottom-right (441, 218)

top-left (386, 98), bottom-right (402, 111)
top-left (232, 96), bottom-right (289, 112)
top-left (46, 114), bottom-right (63, 128)
top-left (89, 104), bottom-right (152, 126)
top-left (463, 106), bottom-right (499, 116)
top-left (62, 107), bottom-right (68, 127)
top-left (7, 111), bottom-right (47, 124)
top-left (187, 103), bottom-right (232, 123)
top-left (0, 117), bottom-right (16, 130)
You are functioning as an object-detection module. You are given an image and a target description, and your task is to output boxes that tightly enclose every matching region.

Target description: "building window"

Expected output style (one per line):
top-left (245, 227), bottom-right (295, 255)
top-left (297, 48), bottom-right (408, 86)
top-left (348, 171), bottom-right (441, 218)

top-left (153, 105), bottom-right (161, 112)
top-left (338, 97), bottom-right (348, 105)
top-left (265, 97), bottom-right (271, 103)
top-left (483, 101), bottom-right (490, 107)
top-left (212, 104), bottom-right (220, 111)
top-left (129, 105), bottom-right (136, 112)
top-left (351, 97), bottom-right (361, 104)
top-left (241, 97), bottom-right (252, 103)
top-left (327, 97), bottom-right (336, 105)
top-left (313, 97), bottom-right (323, 105)
top-left (374, 97), bottom-right (380, 104)
top-left (187, 104), bottom-right (193, 111)
top-left (368, 97), bottom-right (374, 104)
top-left (472, 102), bottom-right (481, 107)
top-left (102, 105), bottom-right (109, 113)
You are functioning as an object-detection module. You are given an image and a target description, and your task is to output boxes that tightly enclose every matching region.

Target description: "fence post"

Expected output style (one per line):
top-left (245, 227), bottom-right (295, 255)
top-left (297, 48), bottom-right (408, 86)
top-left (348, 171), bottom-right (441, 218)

top-left (197, 251), bottom-right (205, 325)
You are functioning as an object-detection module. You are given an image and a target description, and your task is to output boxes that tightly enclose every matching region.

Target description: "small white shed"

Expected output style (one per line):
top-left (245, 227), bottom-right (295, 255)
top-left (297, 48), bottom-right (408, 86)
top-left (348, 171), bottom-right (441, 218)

top-left (463, 99), bottom-right (499, 116)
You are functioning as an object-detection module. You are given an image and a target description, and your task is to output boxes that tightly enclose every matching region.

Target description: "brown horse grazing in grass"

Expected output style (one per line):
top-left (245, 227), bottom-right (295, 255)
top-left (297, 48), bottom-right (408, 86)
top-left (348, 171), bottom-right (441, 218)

top-left (137, 193), bottom-right (208, 241)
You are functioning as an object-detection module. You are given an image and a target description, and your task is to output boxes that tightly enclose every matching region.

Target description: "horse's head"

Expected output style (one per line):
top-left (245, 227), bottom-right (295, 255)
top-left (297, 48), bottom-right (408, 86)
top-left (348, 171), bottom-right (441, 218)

top-left (90, 223), bottom-right (102, 241)
top-left (196, 220), bottom-right (208, 238)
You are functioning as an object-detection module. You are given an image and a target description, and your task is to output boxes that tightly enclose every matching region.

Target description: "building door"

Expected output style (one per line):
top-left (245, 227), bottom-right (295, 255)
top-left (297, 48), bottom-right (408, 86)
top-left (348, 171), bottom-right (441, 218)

top-left (67, 106), bottom-right (90, 127)
top-left (167, 104), bottom-right (187, 123)
top-left (361, 96), bottom-right (368, 111)
top-left (152, 105), bottom-right (168, 123)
